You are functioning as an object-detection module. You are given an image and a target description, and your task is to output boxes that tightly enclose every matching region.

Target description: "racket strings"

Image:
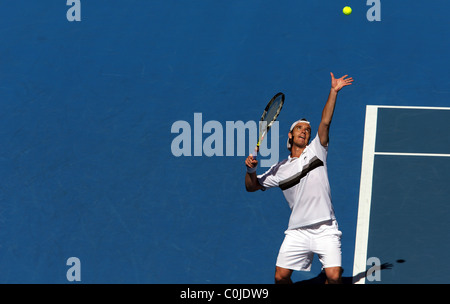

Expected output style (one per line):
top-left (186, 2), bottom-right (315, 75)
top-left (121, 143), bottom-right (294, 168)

top-left (264, 100), bottom-right (282, 124)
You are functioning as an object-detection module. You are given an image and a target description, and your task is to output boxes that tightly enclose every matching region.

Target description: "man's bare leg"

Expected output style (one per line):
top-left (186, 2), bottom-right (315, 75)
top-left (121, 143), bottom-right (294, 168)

top-left (324, 267), bottom-right (342, 284)
top-left (274, 266), bottom-right (294, 284)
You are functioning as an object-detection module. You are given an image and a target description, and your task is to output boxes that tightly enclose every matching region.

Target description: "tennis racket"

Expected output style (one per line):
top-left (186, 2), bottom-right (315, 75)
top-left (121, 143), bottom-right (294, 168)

top-left (253, 92), bottom-right (285, 159)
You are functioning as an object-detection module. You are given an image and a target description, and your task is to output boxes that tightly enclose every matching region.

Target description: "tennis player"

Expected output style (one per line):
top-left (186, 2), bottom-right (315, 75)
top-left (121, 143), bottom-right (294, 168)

top-left (244, 73), bottom-right (353, 284)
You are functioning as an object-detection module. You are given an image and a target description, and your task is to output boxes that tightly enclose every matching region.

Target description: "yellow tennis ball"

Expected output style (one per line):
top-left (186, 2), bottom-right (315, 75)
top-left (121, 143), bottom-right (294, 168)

top-left (343, 6), bottom-right (352, 15)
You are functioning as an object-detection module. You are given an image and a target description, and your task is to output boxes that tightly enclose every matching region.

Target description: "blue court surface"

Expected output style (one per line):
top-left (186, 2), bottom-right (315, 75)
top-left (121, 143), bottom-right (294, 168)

top-left (0, 1), bottom-right (449, 283)
top-left (368, 155), bottom-right (449, 284)
top-left (354, 106), bottom-right (450, 284)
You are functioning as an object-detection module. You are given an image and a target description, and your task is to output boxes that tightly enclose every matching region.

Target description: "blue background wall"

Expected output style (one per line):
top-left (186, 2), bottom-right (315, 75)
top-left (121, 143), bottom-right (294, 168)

top-left (0, 1), bottom-right (448, 283)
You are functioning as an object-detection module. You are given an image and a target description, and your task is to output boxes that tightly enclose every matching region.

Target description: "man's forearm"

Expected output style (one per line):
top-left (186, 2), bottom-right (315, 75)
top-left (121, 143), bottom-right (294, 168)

top-left (321, 88), bottom-right (338, 126)
top-left (318, 88), bottom-right (338, 146)
top-left (245, 172), bottom-right (260, 192)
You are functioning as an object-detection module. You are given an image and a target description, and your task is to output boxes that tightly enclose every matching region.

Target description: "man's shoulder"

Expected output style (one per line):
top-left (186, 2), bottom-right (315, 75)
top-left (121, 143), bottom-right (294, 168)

top-left (276, 157), bottom-right (291, 168)
top-left (260, 158), bottom-right (290, 176)
top-left (307, 132), bottom-right (328, 155)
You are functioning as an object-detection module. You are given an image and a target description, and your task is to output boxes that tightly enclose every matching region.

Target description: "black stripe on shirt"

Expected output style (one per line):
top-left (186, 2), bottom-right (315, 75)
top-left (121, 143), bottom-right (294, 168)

top-left (279, 157), bottom-right (324, 191)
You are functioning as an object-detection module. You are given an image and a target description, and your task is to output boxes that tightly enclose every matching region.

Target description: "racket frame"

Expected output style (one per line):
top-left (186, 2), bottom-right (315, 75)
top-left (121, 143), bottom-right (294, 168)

top-left (253, 92), bottom-right (285, 158)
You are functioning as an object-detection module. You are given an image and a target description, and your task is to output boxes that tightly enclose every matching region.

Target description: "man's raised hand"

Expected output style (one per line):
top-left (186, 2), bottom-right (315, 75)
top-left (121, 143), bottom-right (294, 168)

top-left (330, 72), bottom-right (353, 92)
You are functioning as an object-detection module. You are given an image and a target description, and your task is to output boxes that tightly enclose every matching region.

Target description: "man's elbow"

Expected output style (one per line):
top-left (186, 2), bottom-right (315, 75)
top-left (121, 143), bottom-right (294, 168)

top-left (320, 121), bottom-right (331, 130)
top-left (245, 184), bottom-right (256, 192)
top-left (245, 182), bottom-right (261, 192)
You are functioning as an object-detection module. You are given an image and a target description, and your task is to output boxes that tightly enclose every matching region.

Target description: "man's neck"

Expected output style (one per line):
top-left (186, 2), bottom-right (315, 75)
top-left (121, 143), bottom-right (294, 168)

top-left (290, 146), bottom-right (306, 158)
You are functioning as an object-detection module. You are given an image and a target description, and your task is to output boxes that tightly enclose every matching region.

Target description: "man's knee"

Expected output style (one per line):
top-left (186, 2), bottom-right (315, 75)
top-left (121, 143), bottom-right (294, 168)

top-left (274, 267), bottom-right (293, 284)
top-left (324, 267), bottom-right (342, 284)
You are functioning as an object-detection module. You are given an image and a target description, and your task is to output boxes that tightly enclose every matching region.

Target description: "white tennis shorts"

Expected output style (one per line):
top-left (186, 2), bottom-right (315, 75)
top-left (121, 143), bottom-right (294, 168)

top-left (276, 220), bottom-right (342, 271)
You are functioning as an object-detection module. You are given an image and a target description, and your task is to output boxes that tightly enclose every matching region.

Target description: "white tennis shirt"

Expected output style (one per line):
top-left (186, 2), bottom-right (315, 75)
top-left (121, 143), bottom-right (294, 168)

top-left (257, 133), bottom-right (336, 230)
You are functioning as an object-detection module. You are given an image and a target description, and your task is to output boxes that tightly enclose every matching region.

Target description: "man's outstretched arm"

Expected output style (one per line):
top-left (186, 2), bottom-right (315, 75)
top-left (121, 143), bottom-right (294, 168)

top-left (318, 72), bottom-right (353, 146)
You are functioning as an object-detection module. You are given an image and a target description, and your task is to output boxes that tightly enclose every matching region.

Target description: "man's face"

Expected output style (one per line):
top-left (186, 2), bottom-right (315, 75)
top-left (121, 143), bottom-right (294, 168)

top-left (289, 122), bottom-right (311, 149)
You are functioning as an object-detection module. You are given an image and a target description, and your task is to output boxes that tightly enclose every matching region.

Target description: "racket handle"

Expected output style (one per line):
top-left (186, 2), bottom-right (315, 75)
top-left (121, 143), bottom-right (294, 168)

top-left (252, 146), bottom-right (258, 159)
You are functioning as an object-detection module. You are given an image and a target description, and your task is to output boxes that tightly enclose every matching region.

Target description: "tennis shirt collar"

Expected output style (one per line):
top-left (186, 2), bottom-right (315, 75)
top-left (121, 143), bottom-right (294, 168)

top-left (288, 146), bottom-right (309, 162)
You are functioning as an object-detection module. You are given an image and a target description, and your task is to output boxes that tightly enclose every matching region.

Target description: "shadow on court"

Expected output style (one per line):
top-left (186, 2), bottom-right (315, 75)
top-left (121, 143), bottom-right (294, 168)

top-left (294, 262), bottom-right (401, 284)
